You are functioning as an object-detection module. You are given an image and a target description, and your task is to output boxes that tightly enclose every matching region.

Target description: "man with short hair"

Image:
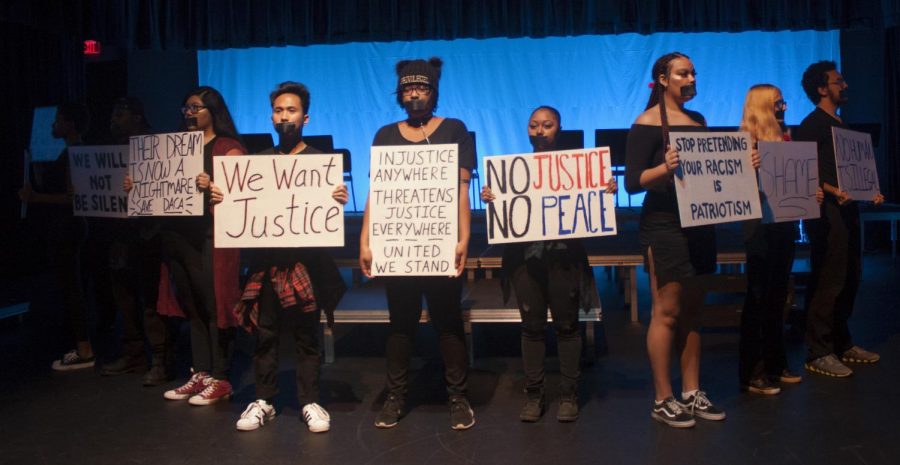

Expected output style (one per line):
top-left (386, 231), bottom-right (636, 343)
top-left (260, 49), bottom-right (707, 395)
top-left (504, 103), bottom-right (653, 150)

top-left (795, 61), bottom-right (884, 378)
top-left (221, 82), bottom-right (348, 433)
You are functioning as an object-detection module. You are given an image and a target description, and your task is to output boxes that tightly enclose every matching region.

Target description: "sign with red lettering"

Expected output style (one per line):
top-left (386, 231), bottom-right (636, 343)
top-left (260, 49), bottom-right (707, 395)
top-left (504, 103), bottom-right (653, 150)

top-left (369, 144), bottom-right (458, 276)
top-left (213, 154), bottom-right (344, 248)
top-left (832, 127), bottom-right (880, 201)
top-left (670, 131), bottom-right (761, 227)
top-left (128, 131), bottom-right (204, 216)
top-left (483, 147), bottom-right (617, 244)
top-left (69, 145), bottom-right (128, 218)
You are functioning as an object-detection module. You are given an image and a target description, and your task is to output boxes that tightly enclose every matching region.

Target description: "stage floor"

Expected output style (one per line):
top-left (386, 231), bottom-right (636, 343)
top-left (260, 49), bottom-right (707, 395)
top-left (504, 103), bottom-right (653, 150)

top-left (2, 254), bottom-right (899, 465)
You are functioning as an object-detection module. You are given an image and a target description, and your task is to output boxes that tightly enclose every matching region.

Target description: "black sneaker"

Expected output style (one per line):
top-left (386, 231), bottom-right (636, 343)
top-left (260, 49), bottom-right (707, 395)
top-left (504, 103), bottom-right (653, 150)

top-left (374, 394), bottom-right (404, 429)
top-left (100, 355), bottom-right (145, 376)
top-left (557, 394), bottom-right (578, 422)
top-left (449, 395), bottom-right (475, 430)
top-left (142, 364), bottom-right (175, 386)
top-left (651, 397), bottom-right (695, 428)
top-left (741, 377), bottom-right (781, 395)
top-left (678, 391), bottom-right (726, 421)
top-left (519, 393), bottom-right (544, 422)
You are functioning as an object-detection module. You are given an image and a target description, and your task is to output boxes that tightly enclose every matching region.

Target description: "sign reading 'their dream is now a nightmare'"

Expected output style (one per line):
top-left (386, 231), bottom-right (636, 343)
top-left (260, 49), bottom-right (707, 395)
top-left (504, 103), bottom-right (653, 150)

top-left (128, 131), bottom-right (204, 216)
top-left (368, 144), bottom-right (458, 276)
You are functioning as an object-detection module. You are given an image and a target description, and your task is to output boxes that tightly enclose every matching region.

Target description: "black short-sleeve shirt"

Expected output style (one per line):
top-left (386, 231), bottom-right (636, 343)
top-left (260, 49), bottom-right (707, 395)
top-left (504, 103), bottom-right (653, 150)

top-left (371, 118), bottom-right (476, 172)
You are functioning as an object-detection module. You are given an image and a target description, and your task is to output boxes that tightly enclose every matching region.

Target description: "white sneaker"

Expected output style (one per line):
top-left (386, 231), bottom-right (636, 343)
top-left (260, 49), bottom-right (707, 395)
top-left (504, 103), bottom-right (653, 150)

top-left (236, 400), bottom-right (276, 431)
top-left (302, 403), bottom-right (330, 433)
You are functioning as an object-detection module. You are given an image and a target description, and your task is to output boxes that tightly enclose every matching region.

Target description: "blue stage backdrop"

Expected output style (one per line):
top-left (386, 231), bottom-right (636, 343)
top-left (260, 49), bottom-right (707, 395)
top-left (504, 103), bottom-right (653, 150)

top-left (199, 30), bottom-right (840, 209)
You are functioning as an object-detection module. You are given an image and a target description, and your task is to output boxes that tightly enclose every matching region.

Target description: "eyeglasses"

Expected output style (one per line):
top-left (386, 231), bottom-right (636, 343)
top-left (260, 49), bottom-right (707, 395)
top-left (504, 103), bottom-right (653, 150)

top-left (775, 99), bottom-right (787, 110)
top-left (182, 104), bottom-right (207, 114)
top-left (401, 84), bottom-right (432, 95)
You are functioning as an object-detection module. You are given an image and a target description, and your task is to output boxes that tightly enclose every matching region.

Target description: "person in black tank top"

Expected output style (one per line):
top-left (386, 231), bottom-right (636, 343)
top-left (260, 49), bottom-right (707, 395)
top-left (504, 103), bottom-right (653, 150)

top-left (359, 57), bottom-right (476, 431)
top-left (624, 52), bottom-right (725, 428)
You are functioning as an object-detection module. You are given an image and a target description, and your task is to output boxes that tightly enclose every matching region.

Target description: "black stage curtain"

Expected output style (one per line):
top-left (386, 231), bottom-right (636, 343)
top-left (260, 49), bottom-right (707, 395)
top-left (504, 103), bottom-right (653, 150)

top-left (885, 26), bottom-right (900, 202)
top-left (66, 0), bottom-right (886, 50)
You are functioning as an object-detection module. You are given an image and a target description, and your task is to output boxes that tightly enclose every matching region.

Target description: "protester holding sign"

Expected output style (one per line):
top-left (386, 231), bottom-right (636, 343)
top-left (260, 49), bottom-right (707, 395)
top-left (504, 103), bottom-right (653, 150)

top-left (359, 57), bottom-right (476, 430)
top-left (480, 106), bottom-right (616, 422)
top-left (624, 52), bottom-right (725, 428)
top-left (738, 84), bottom-right (822, 395)
top-left (19, 103), bottom-right (94, 371)
top-left (795, 61), bottom-right (884, 378)
top-left (223, 82), bottom-right (348, 433)
top-left (157, 87), bottom-right (245, 405)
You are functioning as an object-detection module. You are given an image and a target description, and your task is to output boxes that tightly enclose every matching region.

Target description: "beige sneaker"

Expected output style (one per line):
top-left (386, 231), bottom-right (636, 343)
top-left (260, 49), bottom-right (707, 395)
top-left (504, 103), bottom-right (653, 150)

top-left (841, 346), bottom-right (880, 364)
top-left (805, 354), bottom-right (853, 377)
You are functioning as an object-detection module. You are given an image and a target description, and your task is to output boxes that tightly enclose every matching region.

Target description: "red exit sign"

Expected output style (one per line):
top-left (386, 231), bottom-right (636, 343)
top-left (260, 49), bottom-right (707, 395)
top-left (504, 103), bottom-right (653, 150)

top-left (83, 40), bottom-right (102, 56)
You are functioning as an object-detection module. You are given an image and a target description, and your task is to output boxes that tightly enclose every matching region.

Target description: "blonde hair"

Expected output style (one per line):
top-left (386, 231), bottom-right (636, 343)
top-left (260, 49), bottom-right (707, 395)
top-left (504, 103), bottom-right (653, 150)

top-left (740, 84), bottom-right (784, 144)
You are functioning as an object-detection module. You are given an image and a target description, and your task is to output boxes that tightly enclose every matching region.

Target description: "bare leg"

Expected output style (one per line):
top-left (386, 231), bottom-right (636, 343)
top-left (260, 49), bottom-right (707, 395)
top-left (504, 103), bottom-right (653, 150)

top-left (646, 247), bottom-right (683, 401)
top-left (677, 280), bottom-right (704, 393)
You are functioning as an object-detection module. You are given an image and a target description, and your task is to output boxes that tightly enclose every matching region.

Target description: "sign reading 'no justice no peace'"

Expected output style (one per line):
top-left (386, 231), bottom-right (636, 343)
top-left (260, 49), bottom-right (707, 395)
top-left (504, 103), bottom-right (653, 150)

top-left (671, 131), bottom-right (761, 228)
top-left (483, 147), bottom-right (617, 244)
top-left (369, 144), bottom-right (459, 276)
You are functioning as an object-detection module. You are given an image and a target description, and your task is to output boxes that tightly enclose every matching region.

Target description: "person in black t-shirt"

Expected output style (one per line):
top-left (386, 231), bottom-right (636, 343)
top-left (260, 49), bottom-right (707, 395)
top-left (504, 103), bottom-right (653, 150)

top-left (624, 52), bottom-right (729, 428)
top-left (219, 81), bottom-right (348, 434)
top-left (795, 61), bottom-right (884, 378)
top-left (359, 57), bottom-right (476, 431)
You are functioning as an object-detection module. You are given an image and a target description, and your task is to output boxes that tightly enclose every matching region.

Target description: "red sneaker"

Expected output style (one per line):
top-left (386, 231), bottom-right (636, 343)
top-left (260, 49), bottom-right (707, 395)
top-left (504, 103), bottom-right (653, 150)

top-left (189, 378), bottom-right (232, 406)
top-left (164, 371), bottom-right (210, 400)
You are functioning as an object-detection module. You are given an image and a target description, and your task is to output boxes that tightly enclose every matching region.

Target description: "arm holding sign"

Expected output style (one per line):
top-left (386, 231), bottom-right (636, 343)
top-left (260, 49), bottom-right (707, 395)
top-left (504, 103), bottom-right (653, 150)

top-left (455, 169), bottom-right (472, 277)
top-left (332, 184), bottom-right (349, 205)
top-left (359, 197), bottom-right (373, 278)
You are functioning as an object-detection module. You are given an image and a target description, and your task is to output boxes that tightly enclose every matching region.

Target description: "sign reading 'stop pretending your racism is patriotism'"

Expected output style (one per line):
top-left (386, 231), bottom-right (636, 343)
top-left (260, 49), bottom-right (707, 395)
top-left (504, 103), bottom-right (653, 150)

top-left (670, 131), bottom-right (761, 227)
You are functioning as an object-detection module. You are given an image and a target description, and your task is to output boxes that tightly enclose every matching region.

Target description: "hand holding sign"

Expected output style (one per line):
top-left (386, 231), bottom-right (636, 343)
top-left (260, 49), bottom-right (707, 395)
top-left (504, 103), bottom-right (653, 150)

top-left (831, 127), bottom-right (880, 202)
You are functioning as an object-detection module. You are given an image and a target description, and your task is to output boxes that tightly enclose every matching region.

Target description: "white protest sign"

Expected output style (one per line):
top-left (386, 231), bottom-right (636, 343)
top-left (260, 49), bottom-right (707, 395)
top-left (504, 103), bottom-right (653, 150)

top-left (757, 141), bottom-right (820, 223)
top-left (128, 131), bottom-right (204, 216)
top-left (68, 145), bottom-right (129, 218)
top-left (483, 147), bottom-right (616, 244)
top-left (213, 154), bottom-right (344, 248)
top-left (832, 127), bottom-right (880, 201)
top-left (671, 131), bottom-right (761, 227)
top-left (369, 144), bottom-right (458, 276)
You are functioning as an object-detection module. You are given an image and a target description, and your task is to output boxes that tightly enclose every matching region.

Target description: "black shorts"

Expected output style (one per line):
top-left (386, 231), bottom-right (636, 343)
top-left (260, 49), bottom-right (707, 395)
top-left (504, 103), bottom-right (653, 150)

top-left (639, 211), bottom-right (716, 286)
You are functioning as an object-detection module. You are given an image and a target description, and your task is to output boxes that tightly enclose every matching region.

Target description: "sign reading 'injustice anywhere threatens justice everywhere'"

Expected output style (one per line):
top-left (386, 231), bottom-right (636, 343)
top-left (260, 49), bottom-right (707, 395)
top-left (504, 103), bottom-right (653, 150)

top-left (128, 131), bottom-right (204, 216)
top-left (483, 147), bottom-right (617, 244)
top-left (368, 144), bottom-right (458, 276)
top-left (213, 154), bottom-right (344, 248)
top-left (68, 145), bottom-right (129, 218)
top-left (671, 131), bottom-right (762, 227)
top-left (757, 141), bottom-right (820, 224)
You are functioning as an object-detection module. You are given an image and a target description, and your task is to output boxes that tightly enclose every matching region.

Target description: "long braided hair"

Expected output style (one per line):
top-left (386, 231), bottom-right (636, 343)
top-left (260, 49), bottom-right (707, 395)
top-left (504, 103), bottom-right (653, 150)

top-left (644, 52), bottom-right (690, 150)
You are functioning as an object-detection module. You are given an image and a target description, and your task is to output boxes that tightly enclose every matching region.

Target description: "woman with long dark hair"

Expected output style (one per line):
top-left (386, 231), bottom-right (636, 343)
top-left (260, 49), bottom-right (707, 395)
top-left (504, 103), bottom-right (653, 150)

top-left (359, 57), bottom-right (476, 430)
top-left (480, 106), bottom-right (616, 422)
top-left (624, 52), bottom-right (726, 428)
top-left (156, 86), bottom-right (245, 405)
